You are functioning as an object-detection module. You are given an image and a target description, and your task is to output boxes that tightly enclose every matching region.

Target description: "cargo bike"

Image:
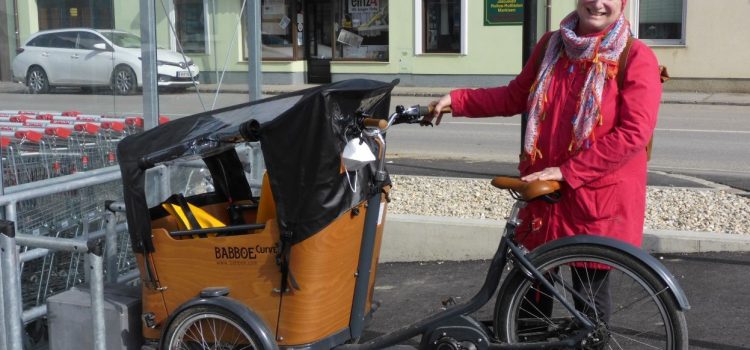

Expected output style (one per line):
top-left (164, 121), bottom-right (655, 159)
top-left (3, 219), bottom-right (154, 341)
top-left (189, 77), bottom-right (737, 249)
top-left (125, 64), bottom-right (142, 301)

top-left (116, 79), bottom-right (689, 350)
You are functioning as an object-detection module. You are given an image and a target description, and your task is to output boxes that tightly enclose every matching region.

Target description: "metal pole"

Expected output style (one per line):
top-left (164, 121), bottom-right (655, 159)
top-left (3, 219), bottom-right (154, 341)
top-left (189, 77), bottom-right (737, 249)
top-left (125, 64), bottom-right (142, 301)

top-left (88, 239), bottom-right (107, 350)
top-left (246, 0), bottom-right (262, 101)
top-left (349, 194), bottom-right (382, 338)
top-left (0, 243), bottom-right (5, 350)
top-left (520, 0), bottom-right (538, 153)
top-left (140, 0), bottom-right (160, 129)
top-left (3, 165), bottom-right (120, 196)
top-left (0, 220), bottom-right (23, 350)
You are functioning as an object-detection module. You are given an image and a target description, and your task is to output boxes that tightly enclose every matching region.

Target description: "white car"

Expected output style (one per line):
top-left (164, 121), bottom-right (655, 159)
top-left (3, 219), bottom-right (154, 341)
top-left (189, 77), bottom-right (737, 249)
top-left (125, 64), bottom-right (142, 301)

top-left (11, 28), bottom-right (200, 95)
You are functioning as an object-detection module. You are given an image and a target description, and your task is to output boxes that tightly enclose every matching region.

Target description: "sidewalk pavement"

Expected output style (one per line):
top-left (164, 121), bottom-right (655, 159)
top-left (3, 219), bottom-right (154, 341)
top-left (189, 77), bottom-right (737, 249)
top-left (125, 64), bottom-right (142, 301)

top-left (379, 214), bottom-right (750, 262)
top-left (3, 80), bottom-right (750, 106)
top-left (225, 83), bottom-right (750, 106)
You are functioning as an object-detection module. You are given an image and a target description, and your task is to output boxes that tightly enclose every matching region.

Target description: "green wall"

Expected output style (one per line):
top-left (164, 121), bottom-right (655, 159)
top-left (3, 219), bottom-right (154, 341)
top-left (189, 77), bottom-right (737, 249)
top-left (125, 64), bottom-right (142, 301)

top-left (11, 0), bottom-right (579, 79)
top-left (332, 1), bottom-right (577, 77)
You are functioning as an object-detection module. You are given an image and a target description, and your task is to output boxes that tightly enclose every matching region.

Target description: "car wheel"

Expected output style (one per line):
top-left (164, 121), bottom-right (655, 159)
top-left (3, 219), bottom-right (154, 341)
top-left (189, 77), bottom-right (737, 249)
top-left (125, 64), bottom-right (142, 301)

top-left (26, 66), bottom-right (50, 94)
top-left (112, 66), bottom-right (137, 95)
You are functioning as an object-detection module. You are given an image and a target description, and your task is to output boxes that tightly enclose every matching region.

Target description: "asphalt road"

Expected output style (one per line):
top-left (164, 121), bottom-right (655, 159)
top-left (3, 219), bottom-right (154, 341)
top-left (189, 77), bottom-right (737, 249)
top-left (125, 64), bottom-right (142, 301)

top-left (384, 96), bottom-right (750, 193)
top-left (1, 89), bottom-right (748, 192)
top-left (366, 252), bottom-right (750, 350)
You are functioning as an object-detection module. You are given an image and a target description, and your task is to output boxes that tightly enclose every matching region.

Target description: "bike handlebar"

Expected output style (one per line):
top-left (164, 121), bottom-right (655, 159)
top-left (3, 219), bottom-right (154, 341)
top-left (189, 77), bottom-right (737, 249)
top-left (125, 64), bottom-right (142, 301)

top-left (359, 104), bottom-right (455, 133)
top-left (423, 105), bottom-right (452, 116)
top-left (363, 118), bottom-right (388, 130)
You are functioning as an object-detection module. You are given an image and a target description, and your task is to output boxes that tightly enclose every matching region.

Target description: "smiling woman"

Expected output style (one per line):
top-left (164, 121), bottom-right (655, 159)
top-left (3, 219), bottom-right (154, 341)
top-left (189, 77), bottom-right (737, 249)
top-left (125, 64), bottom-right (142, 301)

top-left (575, 0), bottom-right (624, 35)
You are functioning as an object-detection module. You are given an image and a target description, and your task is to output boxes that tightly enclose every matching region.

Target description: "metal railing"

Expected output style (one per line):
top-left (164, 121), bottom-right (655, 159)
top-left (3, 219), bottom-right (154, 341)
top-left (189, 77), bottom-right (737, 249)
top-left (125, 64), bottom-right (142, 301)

top-left (1, 143), bottom-right (264, 350)
top-left (0, 166), bottom-right (137, 350)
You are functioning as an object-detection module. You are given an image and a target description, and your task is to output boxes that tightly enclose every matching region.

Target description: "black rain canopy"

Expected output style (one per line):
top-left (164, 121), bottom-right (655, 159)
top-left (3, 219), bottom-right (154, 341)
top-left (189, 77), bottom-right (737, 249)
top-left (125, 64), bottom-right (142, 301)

top-left (117, 79), bottom-right (396, 253)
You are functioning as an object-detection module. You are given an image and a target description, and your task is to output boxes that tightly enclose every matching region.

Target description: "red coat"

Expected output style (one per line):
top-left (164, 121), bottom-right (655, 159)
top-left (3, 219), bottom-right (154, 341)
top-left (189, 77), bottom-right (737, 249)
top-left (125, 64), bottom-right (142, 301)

top-left (450, 32), bottom-right (662, 250)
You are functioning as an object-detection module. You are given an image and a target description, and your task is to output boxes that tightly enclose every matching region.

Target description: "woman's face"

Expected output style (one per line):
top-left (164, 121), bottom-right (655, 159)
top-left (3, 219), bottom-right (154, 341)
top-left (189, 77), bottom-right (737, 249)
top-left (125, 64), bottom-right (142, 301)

top-left (576, 0), bottom-right (623, 35)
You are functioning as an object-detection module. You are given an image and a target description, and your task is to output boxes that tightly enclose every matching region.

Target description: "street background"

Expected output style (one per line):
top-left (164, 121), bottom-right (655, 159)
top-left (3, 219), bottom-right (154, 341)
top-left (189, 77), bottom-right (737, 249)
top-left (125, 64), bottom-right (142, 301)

top-left (2, 82), bottom-right (750, 349)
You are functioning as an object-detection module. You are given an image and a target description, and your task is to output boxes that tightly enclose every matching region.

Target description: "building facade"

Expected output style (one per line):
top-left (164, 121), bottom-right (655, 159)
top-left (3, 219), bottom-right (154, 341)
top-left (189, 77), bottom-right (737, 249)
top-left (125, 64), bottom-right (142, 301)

top-left (1, 0), bottom-right (748, 92)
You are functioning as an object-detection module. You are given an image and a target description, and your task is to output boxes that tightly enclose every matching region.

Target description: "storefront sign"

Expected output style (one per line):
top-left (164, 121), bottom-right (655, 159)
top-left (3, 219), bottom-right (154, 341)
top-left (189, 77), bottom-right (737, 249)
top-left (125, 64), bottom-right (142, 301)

top-left (349, 0), bottom-right (379, 13)
top-left (485, 0), bottom-right (524, 26)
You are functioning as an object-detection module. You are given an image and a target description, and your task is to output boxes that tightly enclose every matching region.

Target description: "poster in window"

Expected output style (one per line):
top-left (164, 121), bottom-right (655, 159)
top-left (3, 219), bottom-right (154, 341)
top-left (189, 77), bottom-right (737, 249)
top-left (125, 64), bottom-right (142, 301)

top-left (337, 29), bottom-right (364, 47)
top-left (349, 0), bottom-right (379, 14)
top-left (485, 0), bottom-right (524, 26)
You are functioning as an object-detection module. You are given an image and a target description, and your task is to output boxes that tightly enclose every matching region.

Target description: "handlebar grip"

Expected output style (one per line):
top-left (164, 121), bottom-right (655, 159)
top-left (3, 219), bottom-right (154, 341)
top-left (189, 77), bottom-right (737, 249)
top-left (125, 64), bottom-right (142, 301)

top-left (363, 118), bottom-right (388, 130)
top-left (425, 105), bottom-right (452, 116)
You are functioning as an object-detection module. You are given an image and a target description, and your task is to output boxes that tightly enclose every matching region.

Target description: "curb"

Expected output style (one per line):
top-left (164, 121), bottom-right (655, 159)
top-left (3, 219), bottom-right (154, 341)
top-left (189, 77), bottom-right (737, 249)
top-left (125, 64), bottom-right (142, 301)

top-left (379, 214), bottom-right (750, 263)
top-left (2, 82), bottom-right (749, 106)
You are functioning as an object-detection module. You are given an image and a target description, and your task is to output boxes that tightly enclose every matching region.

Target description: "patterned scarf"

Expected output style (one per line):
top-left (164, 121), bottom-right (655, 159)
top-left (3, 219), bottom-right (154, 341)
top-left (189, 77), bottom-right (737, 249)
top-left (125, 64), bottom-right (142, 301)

top-left (524, 11), bottom-right (631, 162)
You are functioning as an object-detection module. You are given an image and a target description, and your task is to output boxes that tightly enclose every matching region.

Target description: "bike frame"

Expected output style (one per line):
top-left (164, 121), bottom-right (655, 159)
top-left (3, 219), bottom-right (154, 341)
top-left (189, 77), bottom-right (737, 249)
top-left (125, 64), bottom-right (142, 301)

top-left (336, 110), bottom-right (598, 350)
top-left (338, 197), bottom-right (595, 350)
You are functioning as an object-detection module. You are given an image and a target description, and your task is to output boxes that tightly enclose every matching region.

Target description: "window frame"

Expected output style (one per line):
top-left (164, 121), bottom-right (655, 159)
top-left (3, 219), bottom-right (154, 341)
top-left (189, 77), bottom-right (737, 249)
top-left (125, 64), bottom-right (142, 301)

top-left (631, 0), bottom-right (687, 46)
top-left (414, 0), bottom-right (468, 55)
top-left (49, 32), bottom-right (78, 49)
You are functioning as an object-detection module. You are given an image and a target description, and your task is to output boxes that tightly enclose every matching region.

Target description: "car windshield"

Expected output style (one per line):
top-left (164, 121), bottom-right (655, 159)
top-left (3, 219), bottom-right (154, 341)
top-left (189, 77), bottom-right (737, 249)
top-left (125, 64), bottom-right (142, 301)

top-left (100, 31), bottom-right (141, 48)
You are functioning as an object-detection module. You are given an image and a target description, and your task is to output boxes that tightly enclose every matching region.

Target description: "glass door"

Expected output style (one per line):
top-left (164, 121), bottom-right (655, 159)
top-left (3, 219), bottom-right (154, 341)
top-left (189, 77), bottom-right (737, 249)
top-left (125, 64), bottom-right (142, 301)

top-left (305, 0), bottom-right (333, 83)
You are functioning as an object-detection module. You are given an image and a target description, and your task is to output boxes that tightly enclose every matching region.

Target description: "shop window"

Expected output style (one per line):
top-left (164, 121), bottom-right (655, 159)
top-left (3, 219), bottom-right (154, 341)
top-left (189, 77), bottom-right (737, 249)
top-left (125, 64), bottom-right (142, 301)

top-left (242, 0), bottom-right (297, 60)
top-left (415, 0), bottom-right (467, 54)
top-left (635, 0), bottom-right (686, 45)
top-left (36, 0), bottom-right (113, 30)
top-left (175, 0), bottom-right (208, 53)
top-left (334, 0), bottom-right (389, 61)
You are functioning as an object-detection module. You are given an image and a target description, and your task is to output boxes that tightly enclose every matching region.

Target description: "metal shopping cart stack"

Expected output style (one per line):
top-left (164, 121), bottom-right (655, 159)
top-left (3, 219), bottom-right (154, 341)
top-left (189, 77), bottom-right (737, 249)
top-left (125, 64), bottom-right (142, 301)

top-left (0, 109), bottom-right (153, 310)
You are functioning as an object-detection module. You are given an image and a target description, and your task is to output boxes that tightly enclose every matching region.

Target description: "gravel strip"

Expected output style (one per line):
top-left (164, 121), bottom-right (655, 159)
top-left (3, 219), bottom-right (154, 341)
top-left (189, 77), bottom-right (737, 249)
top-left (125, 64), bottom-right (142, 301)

top-left (388, 175), bottom-right (750, 235)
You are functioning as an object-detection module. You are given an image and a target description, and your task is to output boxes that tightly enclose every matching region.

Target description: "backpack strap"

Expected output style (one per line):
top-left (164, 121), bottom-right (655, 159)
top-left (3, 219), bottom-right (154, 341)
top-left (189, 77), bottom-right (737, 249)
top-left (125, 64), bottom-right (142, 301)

top-left (616, 36), bottom-right (634, 89)
top-left (616, 36), bottom-right (656, 161)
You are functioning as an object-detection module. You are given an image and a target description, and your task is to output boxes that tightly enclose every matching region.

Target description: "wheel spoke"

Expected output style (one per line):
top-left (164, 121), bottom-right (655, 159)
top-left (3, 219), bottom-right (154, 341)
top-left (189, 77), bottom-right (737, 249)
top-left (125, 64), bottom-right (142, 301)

top-left (495, 249), bottom-right (686, 349)
top-left (166, 307), bottom-right (257, 350)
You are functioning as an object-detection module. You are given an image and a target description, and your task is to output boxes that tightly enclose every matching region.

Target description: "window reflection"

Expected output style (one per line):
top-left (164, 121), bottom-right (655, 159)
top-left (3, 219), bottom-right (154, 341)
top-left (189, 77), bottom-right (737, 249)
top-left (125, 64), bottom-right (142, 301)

top-left (239, 0), bottom-right (390, 62)
top-left (175, 0), bottom-right (208, 53)
top-left (638, 0), bottom-right (685, 43)
top-left (423, 0), bottom-right (461, 53)
top-left (334, 0), bottom-right (389, 60)
top-left (36, 0), bottom-right (114, 30)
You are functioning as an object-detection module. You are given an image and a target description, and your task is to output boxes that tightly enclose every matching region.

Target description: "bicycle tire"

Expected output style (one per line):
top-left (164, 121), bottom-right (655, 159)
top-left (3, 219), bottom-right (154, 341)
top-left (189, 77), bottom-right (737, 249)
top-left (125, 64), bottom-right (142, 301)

top-left (494, 243), bottom-right (688, 349)
top-left (162, 305), bottom-right (263, 350)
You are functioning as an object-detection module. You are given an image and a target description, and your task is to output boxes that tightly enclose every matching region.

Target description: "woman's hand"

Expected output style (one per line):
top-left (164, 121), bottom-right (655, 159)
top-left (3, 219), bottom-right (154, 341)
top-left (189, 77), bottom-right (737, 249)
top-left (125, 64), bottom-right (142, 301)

top-left (424, 93), bottom-right (452, 126)
top-left (521, 167), bottom-right (564, 182)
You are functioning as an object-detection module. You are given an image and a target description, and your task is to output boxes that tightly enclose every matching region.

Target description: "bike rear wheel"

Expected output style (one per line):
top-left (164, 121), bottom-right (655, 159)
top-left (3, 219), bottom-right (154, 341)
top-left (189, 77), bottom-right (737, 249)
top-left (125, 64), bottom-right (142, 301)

top-left (494, 244), bottom-right (688, 349)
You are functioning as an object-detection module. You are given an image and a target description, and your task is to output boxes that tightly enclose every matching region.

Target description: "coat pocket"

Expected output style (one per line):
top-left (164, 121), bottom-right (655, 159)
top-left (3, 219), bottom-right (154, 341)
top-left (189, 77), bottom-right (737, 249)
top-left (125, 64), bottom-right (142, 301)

top-left (568, 173), bottom-right (621, 222)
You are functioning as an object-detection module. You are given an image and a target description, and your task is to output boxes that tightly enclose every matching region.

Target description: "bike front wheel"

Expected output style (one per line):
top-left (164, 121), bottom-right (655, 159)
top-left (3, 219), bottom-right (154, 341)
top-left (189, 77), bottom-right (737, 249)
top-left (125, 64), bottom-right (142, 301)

top-left (494, 244), bottom-right (688, 349)
top-left (162, 305), bottom-right (262, 350)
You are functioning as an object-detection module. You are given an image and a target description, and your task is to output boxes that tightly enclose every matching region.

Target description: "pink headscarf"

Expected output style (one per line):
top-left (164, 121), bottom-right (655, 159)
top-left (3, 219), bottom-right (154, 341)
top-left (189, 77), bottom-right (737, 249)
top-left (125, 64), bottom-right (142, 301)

top-left (524, 1), bottom-right (631, 162)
